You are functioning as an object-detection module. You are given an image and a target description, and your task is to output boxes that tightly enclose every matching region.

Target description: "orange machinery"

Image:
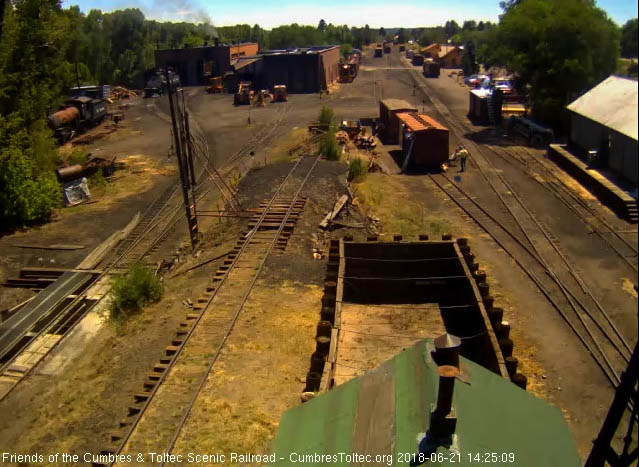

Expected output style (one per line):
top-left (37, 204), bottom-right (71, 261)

top-left (206, 76), bottom-right (223, 94)
top-left (273, 85), bottom-right (287, 102)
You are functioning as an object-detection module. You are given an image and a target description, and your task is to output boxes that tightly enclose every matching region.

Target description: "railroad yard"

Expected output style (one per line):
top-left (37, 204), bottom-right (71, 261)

top-left (0, 42), bottom-right (637, 466)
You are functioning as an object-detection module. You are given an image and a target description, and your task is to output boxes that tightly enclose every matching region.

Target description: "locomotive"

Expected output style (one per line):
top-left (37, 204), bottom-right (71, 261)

top-left (48, 96), bottom-right (107, 143)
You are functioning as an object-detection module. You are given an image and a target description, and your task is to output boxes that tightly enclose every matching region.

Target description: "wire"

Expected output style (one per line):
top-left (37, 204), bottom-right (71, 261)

top-left (343, 256), bottom-right (460, 262)
top-left (343, 275), bottom-right (467, 281)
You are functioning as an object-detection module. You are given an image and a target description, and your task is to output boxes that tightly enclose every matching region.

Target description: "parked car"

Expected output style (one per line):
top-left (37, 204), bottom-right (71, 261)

top-left (465, 74), bottom-right (489, 87)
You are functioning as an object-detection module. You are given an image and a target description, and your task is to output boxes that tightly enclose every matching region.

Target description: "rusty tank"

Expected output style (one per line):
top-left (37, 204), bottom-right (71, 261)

top-left (48, 107), bottom-right (79, 129)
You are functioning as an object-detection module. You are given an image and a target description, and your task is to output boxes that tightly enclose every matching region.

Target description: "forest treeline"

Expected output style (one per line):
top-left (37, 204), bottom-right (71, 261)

top-left (0, 0), bottom-right (636, 227)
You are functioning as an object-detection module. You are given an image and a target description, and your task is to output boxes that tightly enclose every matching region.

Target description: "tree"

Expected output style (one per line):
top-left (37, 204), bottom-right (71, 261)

top-left (318, 19), bottom-right (326, 32)
top-left (444, 20), bottom-right (460, 37)
top-left (621, 18), bottom-right (638, 58)
top-left (462, 41), bottom-right (478, 76)
top-left (0, 0), bottom-right (70, 227)
top-left (379, 27), bottom-right (386, 38)
top-left (397, 28), bottom-right (406, 43)
top-left (462, 20), bottom-right (477, 31)
top-left (486, 0), bottom-right (620, 130)
top-left (363, 24), bottom-right (372, 45)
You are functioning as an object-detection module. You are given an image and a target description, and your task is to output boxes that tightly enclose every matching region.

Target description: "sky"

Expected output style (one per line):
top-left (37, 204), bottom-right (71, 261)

top-left (63, 0), bottom-right (638, 28)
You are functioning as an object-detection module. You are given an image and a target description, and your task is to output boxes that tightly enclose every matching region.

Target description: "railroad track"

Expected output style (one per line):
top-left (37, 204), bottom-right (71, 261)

top-left (96, 150), bottom-right (321, 466)
top-left (101, 100), bottom-right (293, 272)
top-left (485, 142), bottom-right (638, 273)
top-left (0, 100), bottom-right (293, 402)
top-left (416, 90), bottom-right (633, 393)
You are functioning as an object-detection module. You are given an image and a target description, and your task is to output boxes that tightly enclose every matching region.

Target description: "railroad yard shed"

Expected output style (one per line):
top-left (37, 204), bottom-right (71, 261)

top-left (437, 45), bottom-right (462, 68)
top-left (258, 46), bottom-right (340, 93)
top-left (566, 75), bottom-right (638, 184)
top-left (272, 340), bottom-right (581, 467)
top-left (379, 99), bottom-right (417, 144)
top-left (155, 42), bottom-right (259, 86)
top-left (397, 113), bottom-right (449, 171)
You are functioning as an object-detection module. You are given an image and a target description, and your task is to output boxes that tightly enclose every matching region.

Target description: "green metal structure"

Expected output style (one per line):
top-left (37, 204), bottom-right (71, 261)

top-left (272, 340), bottom-right (581, 466)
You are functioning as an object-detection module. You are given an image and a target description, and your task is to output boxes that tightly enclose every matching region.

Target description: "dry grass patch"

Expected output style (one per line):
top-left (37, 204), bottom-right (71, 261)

top-left (354, 173), bottom-right (455, 238)
top-left (171, 280), bottom-right (322, 461)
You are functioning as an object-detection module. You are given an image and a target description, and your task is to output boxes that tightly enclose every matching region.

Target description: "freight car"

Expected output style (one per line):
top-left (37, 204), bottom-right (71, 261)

top-left (48, 96), bottom-right (107, 143)
top-left (423, 59), bottom-right (440, 78)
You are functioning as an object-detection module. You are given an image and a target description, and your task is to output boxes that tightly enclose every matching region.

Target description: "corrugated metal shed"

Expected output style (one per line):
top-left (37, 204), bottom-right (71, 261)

top-left (567, 76), bottom-right (638, 141)
top-left (272, 340), bottom-right (581, 466)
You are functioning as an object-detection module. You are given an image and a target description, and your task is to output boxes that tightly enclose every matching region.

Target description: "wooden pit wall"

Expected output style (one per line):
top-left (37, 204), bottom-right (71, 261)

top-left (303, 235), bottom-right (529, 396)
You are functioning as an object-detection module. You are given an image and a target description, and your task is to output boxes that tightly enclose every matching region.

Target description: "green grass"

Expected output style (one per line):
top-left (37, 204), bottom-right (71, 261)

top-left (347, 158), bottom-right (367, 182)
top-left (355, 173), bottom-right (456, 238)
top-left (67, 149), bottom-right (90, 165)
top-left (109, 264), bottom-right (163, 322)
top-left (319, 128), bottom-right (340, 161)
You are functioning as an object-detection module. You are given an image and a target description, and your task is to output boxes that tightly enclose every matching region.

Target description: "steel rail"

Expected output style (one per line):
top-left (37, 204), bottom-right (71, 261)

top-left (427, 174), bottom-right (622, 387)
top-left (444, 138), bottom-right (627, 382)
top-left (491, 142), bottom-right (638, 271)
top-left (106, 148), bottom-right (317, 466)
top-left (422, 98), bottom-right (630, 374)
top-left (467, 142), bottom-right (632, 359)
top-left (160, 153), bottom-right (322, 462)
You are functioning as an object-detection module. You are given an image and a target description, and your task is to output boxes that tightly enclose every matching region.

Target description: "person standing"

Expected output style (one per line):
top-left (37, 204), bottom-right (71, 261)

top-left (458, 146), bottom-right (469, 172)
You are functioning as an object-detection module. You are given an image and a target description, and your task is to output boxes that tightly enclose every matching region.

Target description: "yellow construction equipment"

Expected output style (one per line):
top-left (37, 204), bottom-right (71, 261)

top-left (206, 76), bottom-right (223, 94)
top-left (272, 85), bottom-right (288, 102)
top-left (234, 81), bottom-right (254, 105)
top-left (253, 90), bottom-right (271, 107)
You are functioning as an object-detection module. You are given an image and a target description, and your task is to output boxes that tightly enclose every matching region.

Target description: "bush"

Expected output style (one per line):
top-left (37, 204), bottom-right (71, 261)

top-left (347, 158), bottom-right (367, 181)
top-left (319, 129), bottom-right (340, 161)
top-left (109, 264), bottom-right (163, 321)
top-left (318, 106), bottom-right (334, 126)
top-left (67, 149), bottom-right (90, 165)
top-left (340, 43), bottom-right (353, 58)
top-left (0, 138), bottom-right (61, 227)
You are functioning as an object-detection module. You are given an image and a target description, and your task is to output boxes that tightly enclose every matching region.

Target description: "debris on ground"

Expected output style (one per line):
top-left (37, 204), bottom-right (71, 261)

top-left (71, 128), bottom-right (117, 146)
top-left (109, 86), bottom-right (139, 100)
top-left (319, 194), bottom-right (349, 229)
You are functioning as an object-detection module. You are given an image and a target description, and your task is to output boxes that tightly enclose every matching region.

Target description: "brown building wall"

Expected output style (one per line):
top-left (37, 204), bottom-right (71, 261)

top-left (320, 46), bottom-right (340, 88)
top-left (439, 49), bottom-right (462, 68)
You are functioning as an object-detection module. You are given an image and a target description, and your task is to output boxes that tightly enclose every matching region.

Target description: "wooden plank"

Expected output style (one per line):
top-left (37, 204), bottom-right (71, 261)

top-left (319, 194), bottom-right (349, 229)
top-left (76, 212), bottom-right (140, 270)
top-left (12, 244), bottom-right (85, 250)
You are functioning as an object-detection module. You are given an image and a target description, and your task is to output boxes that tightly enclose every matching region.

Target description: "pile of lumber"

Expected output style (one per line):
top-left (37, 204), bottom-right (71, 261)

top-left (109, 86), bottom-right (139, 101)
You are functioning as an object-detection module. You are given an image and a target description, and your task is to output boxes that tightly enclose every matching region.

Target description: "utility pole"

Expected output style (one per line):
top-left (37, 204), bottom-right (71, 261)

top-left (165, 69), bottom-right (199, 250)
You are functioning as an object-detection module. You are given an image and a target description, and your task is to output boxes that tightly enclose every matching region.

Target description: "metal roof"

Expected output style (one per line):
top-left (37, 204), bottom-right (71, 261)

top-left (567, 75), bottom-right (638, 141)
top-left (381, 99), bottom-right (417, 111)
top-left (272, 339), bottom-right (581, 466)
top-left (397, 112), bottom-right (448, 132)
top-left (233, 57), bottom-right (261, 71)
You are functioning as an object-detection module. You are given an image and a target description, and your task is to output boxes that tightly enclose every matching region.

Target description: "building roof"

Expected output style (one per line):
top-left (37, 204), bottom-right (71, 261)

top-left (567, 75), bottom-right (638, 141)
top-left (272, 340), bottom-right (580, 466)
top-left (439, 45), bottom-right (461, 58)
top-left (423, 44), bottom-right (441, 53)
top-left (397, 112), bottom-right (449, 132)
top-left (233, 57), bottom-right (261, 71)
top-left (381, 99), bottom-right (417, 111)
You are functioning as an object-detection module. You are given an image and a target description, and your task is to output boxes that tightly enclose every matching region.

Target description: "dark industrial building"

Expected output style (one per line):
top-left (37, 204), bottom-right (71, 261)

top-left (155, 44), bottom-right (340, 94)
top-left (566, 75), bottom-right (638, 184)
top-left (155, 42), bottom-right (259, 86)
top-left (257, 46), bottom-right (340, 93)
